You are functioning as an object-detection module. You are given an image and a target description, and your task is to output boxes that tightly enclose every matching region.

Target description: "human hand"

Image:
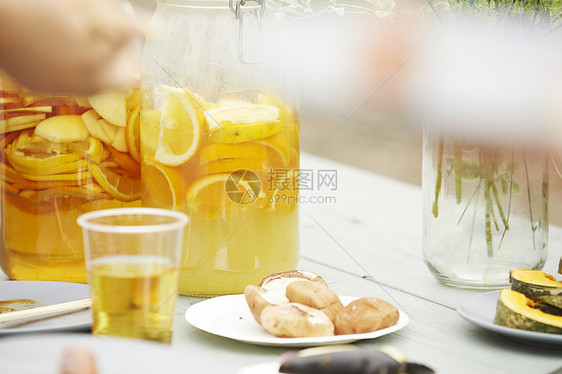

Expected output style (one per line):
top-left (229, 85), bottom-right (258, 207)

top-left (60, 346), bottom-right (97, 374)
top-left (0, 0), bottom-right (143, 95)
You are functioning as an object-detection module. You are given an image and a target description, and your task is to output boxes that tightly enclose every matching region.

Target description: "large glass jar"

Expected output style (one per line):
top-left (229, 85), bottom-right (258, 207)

top-left (422, 128), bottom-right (548, 289)
top-left (141, 0), bottom-right (299, 296)
top-left (0, 72), bottom-right (141, 282)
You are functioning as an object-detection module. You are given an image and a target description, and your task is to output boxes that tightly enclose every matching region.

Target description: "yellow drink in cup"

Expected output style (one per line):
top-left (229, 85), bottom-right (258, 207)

top-left (141, 87), bottom-right (300, 296)
top-left (78, 208), bottom-right (188, 344)
top-left (89, 256), bottom-right (178, 343)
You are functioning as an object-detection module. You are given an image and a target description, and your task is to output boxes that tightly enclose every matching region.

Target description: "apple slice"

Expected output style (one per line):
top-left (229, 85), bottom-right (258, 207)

top-left (0, 114), bottom-right (45, 134)
top-left (75, 96), bottom-right (92, 108)
top-left (88, 91), bottom-right (126, 127)
top-left (34, 115), bottom-right (89, 143)
top-left (126, 90), bottom-right (140, 112)
top-left (1, 112), bottom-right (47, 120)
top-left (0, 97), bottom-right (22, 110)
top-left (82, 110), bottom-right (112, 144)
top-left (1, 121), bottom-right (41, 134)
top-left (0, 90), bottom-right (19, 98)
top-left (22, 95), bottom-right (76, 108)
top-left (0, 97), bottom-right (20, 102)
top-left (54, 104), bottom-right (86, 116)
top-left (112, 127), bottom-right (127, 152)
top-left (1, 106), bottom-right (52, 114)
top-left (21, 95), bottom-right (43, 106)
top-left (98, 118), bottom-right (118, 142)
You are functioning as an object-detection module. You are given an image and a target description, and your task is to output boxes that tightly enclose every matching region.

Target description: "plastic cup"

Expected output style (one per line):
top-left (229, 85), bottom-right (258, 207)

top-left (78, 208), bottom-right (188, 343)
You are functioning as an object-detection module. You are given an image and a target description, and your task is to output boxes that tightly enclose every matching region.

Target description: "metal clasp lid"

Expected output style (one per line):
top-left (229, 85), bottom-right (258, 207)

top-left (229, 0), bottom-right (265, 64)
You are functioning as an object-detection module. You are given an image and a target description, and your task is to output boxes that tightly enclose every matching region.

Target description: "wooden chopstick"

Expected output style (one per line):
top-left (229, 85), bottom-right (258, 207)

top-left (0, 299), bottom-right (91, 324)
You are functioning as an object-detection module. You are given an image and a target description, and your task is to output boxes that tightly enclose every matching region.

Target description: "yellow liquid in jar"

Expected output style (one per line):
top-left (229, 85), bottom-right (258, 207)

top-left (181, 203), bottom-right (299, 295)
top-left (0, 197), bottom-right (138, 282)
top-left (89, 255), bottom-right (179, 344)
top-left (0, 88), bottom-right (143, 282)
top-left (141, 91), bottom-right (300, 296)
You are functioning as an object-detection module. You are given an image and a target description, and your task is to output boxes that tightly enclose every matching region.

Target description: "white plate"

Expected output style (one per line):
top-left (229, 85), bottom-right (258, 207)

top-left (457, 290), bottom-right (562, 347)
top-left (0, 281), bottom-right (91, 334)
top-left (0, 333), bottom-right (232, 373)
top-left (185, 295), bottom-right (409, 347)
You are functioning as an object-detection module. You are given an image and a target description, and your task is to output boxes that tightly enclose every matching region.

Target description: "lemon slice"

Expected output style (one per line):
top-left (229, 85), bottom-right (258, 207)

top-left (107, 145), bottom-right (140, 175)
top-left (1, 180), bottom-right (19, 196)
top-left (257, 91), bottom-right (297, 125)
top-left (11, 179), bottom-right (84, 190)
top-left (5, 142), bottom-right (81, 174)
top-left (33, 187), bottom-right (108, 205)
top-left (140, 108), bottom-right (161, 159)
top-left (142, 162), bottom-right (186, 209)
top-left (25, 186), bottom-right (109, 214)
top-left (200, 158), bottom-right (264, 175)
top-left (89, 162), bottom-right (141, 202)
top-left (154, 86), bottom-right (202, 166)
top-left (184, 88), bottom-right (219, 111)
top-left (18, 170), bottom-right (91, 183)
top-left (0, 132), bottom-right (20, 152)
top-left (84, 137), bottom-right (105, 163)
top-left (186, 173), bottom-right (260, 217)
top-left (0, 162), bottom-right (26, 184)
top-left (206, 104), bottom-right (282, 144)
top-left (255, 133), bottom-right (293, 168)
top-left (126, 104), bottom-right (141, 163)
top-left (66, 137), bottom-right (104, 163)
top-left (200, 142), bottom-right (267, 163)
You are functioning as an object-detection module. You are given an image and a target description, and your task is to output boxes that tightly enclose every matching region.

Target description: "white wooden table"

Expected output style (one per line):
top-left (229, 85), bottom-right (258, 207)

top-left (2, 154), bottom-right (562, 373)
top-left (171, 154), bottom-right (562, 374)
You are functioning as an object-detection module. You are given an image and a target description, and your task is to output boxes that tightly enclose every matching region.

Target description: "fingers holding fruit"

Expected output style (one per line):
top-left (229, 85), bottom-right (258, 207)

top-left (60, 345), bottom-right (98, 374)
top-left (0, 0), bottom-right (141, 95)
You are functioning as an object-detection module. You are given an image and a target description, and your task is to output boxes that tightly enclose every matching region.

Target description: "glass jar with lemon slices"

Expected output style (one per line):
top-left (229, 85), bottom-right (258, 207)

top-left (0, 72), bottom-right (142, 282)
top-left (141, 0), bottom-right (299, 296)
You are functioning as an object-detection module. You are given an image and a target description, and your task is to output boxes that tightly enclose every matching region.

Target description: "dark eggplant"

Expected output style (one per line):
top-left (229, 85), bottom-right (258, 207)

top-left (279, 347), bottom-right (434, 374)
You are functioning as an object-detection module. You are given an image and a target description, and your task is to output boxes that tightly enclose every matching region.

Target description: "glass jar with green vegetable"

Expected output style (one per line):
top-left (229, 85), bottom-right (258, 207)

top-left (422, 130), bottom-right (548, 289)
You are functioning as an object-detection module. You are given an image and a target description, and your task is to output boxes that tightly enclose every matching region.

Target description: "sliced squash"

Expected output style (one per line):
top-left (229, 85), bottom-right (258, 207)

top-left (510, 270), bottom-right (562, 309)
top-left (493, 290), bottom-right (562, 334)
top-left (532, 301), bottom-right (562, 317)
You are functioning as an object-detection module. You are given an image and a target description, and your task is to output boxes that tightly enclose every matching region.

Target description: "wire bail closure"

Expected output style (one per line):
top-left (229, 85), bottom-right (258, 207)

top-left (229, 0), bottom-right (265, 64)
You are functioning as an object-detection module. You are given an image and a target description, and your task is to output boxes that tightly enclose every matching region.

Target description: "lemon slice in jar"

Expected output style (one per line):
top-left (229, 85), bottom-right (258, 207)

top-left (126, 104), bottom-right (141, 163)
top-left (206, 104), bottom-right (282, 144)
top-left (257, 91), bottom-right (297, 125)
top-left (186, 172), bottom-right (261, 218)
top-left (153, 86), bottom-right (204, 166)
top-left (142, 161), bottom-right (186, 209)
top-left (89, 162), bottom-right (141, 202)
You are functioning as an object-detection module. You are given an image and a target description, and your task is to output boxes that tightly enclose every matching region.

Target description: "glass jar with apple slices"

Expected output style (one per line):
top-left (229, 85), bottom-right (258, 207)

top-left (0, 72), bottom-right (142, 282)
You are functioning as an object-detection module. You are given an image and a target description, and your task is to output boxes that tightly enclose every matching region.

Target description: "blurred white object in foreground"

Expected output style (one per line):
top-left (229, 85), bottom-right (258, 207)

top-left (409, 24), bottom-right (562, 145)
